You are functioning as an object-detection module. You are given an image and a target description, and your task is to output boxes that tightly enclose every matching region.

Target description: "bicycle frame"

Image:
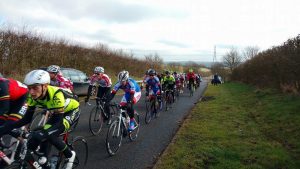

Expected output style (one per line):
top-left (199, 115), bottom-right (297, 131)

top-left (0, 127), bottom-right (27, 166)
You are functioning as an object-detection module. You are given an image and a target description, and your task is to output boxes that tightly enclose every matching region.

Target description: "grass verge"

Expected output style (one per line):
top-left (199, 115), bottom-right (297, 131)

top-left (154, 82), bottom-right (300, 169)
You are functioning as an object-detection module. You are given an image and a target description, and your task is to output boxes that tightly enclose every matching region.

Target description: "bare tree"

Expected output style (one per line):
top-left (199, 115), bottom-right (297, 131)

top-left (223, 47), bottom-right (242, 72)
top-left (243, 46), bottom-right (260, 60)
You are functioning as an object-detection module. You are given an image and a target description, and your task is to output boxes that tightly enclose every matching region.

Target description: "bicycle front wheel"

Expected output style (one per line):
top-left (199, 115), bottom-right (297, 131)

top-left (70, 136), bottom-right (88, 168)
top-left (89, 106), bottom-right (104, 135)
top-left (106, 120), bottom-right (123, 156)
top-left (145, 100), bottom-right (152, 124)
top-left (129, 112), bottom-right (140, 141)
top-left (29, 110), bottom-right (47, 131)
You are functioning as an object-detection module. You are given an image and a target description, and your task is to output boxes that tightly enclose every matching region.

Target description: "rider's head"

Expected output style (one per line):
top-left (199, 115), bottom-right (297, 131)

top-left (94, 66), bottom-right (104, 76)
top-left (118, 70), bottom-right (129, 86)
top-left (47, 65), bottom-right (60, 80)
top-left (165, 70), bottom-right (170, 77)
top-left (24, 70), bottom-right (50, 100)
top-left (189, 68), bottom-right (193, 73)
top-left (148, 69), bottom-right (156, 78)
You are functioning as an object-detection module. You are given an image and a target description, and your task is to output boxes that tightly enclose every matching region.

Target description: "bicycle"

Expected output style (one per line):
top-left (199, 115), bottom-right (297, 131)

top-left (175, 85), bottom-right (180, 101)
top-left (29, 109), bottom-right (80, 134)
top-left (164, 89), bottom-right (174, 111)
top-left (29, 109), bottom-right (49, 131)
top-left (88, 97), bottom-right (116, 135)
top-left (3, 127), bottom-right (88, 169)
top-left (188, 82), bottom-right (195, 97)
top-left (0, 127), bottom-right (26, 167)
top-left (106, 102), bottom-right (140, 156)
top-left (145, 94), bottom-right (162, 124)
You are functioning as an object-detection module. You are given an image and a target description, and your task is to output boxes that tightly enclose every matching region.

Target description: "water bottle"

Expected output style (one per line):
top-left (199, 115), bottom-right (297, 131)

top-left (50, 155), bottom-right (59, 169)
top-left (38, 156), bottom-right (47, 165)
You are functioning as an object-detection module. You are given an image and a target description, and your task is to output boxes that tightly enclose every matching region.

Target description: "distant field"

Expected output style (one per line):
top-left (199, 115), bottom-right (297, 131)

top-left (154, 82), bottom-right (300, 169)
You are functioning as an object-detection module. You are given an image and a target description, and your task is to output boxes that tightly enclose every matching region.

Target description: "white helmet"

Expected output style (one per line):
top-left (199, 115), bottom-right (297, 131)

top-left (94, 66), bottom-right (104, 74)
top-left (47, 65), bottom-right (60, 73)
top-left (24, 70), bottom-right (50, 85)
top-left (118, 70), bottom-right (129, 82)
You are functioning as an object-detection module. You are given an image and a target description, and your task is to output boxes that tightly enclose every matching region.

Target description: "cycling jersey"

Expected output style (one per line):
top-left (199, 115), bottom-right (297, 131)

top-left (27, 86), bottom-right (79, 114)
top-left (0, 78), bottom-right (28, 122)
top-left (89, 73), bottom-right (112, 87)
top-left (145, 76), bottom-right (161, 95)
top-left (187, 72), bottom-right (196, 82)
top-left (112, 78), bottom-right (141, 94)
top-left (162, 75), bottom-right (175, 86)
top-left (50, 74), bottom-right (73, 91)
top-left (111, 78), bottom-right (141, 105)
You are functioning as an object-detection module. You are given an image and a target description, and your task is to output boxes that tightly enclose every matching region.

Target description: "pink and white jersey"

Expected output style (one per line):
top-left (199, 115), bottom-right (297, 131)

top-left (50, 74), bottom-right (73, 91)
top-left (89, 74), bottom-right (112, 87)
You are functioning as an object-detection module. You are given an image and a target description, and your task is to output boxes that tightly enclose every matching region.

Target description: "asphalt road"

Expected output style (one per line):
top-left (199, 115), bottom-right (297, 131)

top-left (73, 81), bottom-right (207, 169)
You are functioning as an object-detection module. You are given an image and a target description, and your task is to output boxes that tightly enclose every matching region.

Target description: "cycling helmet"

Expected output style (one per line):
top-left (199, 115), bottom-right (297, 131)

top-left (118, 70), bottom-right (129, 82)
top-left (189, 68), bottom-right (193, 73)
top-left (47, 65), bottom-right (60, 73)
top-left (165, 70), bottom-right (170, 75)
top-left (173, 71), bottom-right (177, 74)
top-left (148, 69), bottom-right (156, 76)
top-left (94, 66), bottom-right (104, 74)
top-left (24, 70), bottom-right (50, 85)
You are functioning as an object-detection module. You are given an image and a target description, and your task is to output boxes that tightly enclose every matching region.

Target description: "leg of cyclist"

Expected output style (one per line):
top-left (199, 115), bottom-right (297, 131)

top-left (27, 113), bottom-right (75, 168)
top-left (85, 85), bottom-right (94, 103)
top-left (122, 92), bottom-right (141, 131)
top-left (97, 86), bottom-right (112, 124)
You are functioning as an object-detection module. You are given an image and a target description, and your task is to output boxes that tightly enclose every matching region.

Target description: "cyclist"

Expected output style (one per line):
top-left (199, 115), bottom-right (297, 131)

top-left (0, 77), bottom-right (28, 131)
top-left (85, 66), bottom-right (112, 124)
top-left (173, 71), bottom-right (182, 94)
top-left (141, 69), bottom-right (150, 90)
top-left (187, 68), bottom-right (196, 90)
top-left (179, 73), bottom-right (185, 93)
top-left (47, 65), bottom-right (74, 92)
top-left (0, 70), bottom-right (79, 169)
top-left (109, 70), bottom-right (141, 131)
top-left (145, 69), bottom-right (162, 102)
top-left (161, 70), bottom-right (176, 101)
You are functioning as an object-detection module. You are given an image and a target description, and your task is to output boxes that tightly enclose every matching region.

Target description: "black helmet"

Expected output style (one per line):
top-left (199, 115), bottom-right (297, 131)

top-left (165, 70), bottom-right (170, 75)
top-left (148, 69), bottom-right (156, 76)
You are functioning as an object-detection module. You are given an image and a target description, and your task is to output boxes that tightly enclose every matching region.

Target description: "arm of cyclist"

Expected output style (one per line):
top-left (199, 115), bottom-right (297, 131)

top-left (0, 80), bottom-right (10, 115)
top-left (0, 106), bottom-right (35, 137)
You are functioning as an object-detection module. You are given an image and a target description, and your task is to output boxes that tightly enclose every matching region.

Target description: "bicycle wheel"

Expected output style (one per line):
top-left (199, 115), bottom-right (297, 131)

top-left (129, 112), bottom-right (140, 141)
top-left (70, 136), bottom-right (88, 168)
top-left (89, 106), bottom-right (104, 135)
top-left (106, 120), bottom-right (123, 156)
top-left (3, 162), bottom-right (22, 169)
top-left (29, 110), bottom-right (47, 131)
top-left (165, 93), bottom-right (169, 111)
top-left (154, 99), bottom-right (161, 118)
top-left (144, 100), bottom-right (152, 124)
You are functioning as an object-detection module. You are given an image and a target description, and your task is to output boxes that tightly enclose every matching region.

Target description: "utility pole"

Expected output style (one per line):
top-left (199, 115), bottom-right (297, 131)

top-left (213, 45), bottom-right (217, 63)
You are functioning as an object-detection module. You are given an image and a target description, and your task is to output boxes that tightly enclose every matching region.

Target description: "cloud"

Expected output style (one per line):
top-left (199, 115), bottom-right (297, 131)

top-left (157, 40), bottom-right (189, 48)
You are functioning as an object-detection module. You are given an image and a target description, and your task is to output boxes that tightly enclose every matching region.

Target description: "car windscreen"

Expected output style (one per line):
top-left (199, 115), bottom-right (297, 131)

top-left (61, 69), bottom-right (87, 82)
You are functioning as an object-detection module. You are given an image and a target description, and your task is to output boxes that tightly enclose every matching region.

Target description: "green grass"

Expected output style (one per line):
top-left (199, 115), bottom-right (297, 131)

top-left (154, 82), bottom-right (300, 169)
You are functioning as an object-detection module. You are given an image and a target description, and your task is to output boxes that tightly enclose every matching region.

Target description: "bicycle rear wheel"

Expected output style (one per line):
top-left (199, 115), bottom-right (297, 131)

top-left (89, 106), bottom-right (104, 135)
top-left (129, 112), bottom-right (140, 141)
top-left (106, 120), bottom-right (123, 156)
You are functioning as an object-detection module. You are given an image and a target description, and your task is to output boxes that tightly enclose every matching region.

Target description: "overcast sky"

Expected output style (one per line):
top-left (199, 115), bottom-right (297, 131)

top-left (1, 0), bottom-right (299, 62)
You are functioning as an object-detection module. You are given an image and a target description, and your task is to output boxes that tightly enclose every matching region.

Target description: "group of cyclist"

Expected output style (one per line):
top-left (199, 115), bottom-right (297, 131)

top-left (0, 67), bottom-right (79, 169)
top-left (0, 64), bottom-right (201, 168)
